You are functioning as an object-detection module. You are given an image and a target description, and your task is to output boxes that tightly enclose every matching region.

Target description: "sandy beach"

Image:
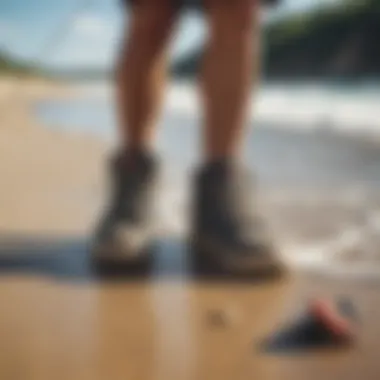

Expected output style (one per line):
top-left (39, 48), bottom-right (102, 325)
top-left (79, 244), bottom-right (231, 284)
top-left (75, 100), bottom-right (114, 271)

top-left (0, 77), bottom-right (106, 234)
top-left (1, 77), bottom-right (380, 380)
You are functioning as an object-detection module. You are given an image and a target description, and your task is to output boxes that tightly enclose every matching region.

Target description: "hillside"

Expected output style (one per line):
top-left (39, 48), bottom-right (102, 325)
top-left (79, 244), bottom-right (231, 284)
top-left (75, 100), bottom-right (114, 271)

top-left (173, 0), bottom-right (380, 79)
top-left (0, 52), bottom-right (37, 76)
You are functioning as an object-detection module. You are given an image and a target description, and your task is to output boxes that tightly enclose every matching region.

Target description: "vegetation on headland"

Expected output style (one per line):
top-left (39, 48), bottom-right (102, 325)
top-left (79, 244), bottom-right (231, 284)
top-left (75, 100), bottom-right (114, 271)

top-left (173, 0), bottom-right (380, 79)
top-left (0, 52), bottom-right (37, 77)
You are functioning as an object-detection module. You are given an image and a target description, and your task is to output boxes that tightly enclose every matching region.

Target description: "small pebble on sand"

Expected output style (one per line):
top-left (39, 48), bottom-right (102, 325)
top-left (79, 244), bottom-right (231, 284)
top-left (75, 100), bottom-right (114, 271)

top-left (207, 308), bottom-right (240, 328)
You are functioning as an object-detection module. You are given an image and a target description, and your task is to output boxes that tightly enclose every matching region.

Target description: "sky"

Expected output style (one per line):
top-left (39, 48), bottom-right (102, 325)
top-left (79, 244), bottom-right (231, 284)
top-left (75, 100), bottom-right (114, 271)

top-left (0, 0), bottom-right (340, 69)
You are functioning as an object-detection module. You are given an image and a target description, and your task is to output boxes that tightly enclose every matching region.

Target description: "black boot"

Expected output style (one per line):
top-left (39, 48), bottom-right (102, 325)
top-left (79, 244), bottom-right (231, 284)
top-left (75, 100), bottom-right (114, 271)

top-left (191, 161), bottom-right (282, 274)
top-left (92, 151), bottom-right (159, 265)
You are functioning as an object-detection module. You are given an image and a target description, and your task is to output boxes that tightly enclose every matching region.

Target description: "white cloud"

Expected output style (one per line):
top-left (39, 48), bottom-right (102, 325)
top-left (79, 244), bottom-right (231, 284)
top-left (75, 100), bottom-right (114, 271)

top-left (73, 13), bottom-right (112, 36)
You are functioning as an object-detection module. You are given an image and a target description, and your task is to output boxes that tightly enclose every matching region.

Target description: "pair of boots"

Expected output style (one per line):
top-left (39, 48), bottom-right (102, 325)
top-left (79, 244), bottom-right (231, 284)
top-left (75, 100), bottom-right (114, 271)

top-left (93, 151), bottom-right (281, 274)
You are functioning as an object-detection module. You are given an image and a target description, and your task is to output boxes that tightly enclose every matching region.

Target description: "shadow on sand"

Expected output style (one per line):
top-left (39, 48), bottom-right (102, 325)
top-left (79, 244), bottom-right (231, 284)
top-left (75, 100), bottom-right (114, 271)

top-left (0, 234), bottom-right (284, 285)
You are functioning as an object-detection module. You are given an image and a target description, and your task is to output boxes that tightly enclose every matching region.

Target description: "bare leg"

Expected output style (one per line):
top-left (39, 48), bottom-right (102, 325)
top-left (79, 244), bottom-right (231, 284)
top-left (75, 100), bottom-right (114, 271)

top-left (93, 1), bottom-right (178, 263)
top-left (192, 2), bottom-right (281, 274)
top-left (200, 0), bottom-right (260, 162)
top-left (116, 0), bottom-right (178, 153)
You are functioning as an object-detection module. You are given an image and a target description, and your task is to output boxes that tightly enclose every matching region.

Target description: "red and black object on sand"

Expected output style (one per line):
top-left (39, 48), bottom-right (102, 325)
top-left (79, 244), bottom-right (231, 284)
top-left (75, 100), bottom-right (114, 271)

top-left (261, 297), bottom-right (358, 353)
top-left (308, 297), bottom-right (358, 344)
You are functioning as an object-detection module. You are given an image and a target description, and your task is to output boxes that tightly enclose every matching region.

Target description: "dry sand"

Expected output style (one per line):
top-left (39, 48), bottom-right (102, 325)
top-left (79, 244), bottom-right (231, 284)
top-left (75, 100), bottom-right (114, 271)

top-left (0, 77), bottom-right (106, 234)
top-left (0, 77), bottom-right (379, 380)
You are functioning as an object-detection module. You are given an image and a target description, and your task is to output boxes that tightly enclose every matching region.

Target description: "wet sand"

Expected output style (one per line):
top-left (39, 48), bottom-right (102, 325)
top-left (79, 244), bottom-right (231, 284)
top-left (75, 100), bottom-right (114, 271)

top-left (1, 80), bottom-right (380, 379)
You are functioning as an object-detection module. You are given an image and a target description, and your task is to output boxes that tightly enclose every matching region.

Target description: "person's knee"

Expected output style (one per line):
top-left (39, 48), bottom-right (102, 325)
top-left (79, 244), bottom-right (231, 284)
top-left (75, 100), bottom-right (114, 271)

top-left (117, 1), bottom-right (177, 78)
top-left (130, 0), bottom-right (178, 39)
top-left (206, 0), bottom-right (258, 36)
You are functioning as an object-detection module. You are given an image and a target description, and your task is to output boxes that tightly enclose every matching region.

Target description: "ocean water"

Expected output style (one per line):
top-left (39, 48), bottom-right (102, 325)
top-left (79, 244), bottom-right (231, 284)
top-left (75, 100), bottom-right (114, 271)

top-left (34, 81), bottom-right (380, 277)
top-left (37, 81), bottom-right (380, 138)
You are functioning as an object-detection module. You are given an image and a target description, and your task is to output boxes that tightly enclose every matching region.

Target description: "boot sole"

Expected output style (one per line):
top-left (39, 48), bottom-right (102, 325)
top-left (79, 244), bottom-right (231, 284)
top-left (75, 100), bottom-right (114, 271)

top-left (90, 242), bottom-right (154, 274)
top-left (190, 238), bottom-right (287, 278)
